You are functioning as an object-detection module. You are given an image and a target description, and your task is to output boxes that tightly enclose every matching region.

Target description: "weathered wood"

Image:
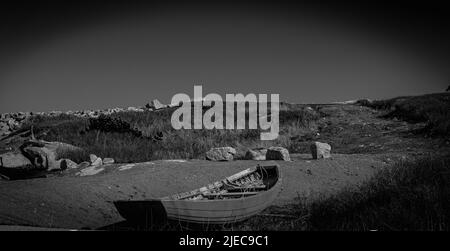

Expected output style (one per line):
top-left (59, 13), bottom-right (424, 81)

top-left (114, 164), bottom-right (282, 225)
top-left (203, 192), bottom-right (259, 198)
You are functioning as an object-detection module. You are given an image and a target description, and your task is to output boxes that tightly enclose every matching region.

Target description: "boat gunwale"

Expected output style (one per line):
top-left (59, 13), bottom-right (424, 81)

top-left (160, 164), bottom-right (281, 203)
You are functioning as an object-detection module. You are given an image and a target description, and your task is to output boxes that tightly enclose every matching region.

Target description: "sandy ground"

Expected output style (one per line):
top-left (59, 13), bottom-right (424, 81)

top-left (0, 153), bottom-right (387, 229)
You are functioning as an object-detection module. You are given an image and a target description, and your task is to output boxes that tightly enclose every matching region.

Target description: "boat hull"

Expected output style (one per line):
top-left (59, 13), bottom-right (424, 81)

top-left (114, 164), bottom-right (282, 225)
top-left (162, 181), bottom-right (281, 224)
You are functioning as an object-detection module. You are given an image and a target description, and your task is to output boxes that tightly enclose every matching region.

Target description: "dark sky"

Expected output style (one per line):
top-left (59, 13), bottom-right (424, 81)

top-left (1, 0), bottom-right (449, 113)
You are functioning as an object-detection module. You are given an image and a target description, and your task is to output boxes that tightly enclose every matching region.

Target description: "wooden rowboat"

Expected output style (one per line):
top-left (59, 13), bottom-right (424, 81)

top-left (114, 164), bottom-right (282, 225)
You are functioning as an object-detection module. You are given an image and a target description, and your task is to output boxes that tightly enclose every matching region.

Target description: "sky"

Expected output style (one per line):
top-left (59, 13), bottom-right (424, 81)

top-left (0, 0), bottom-right (449, 113)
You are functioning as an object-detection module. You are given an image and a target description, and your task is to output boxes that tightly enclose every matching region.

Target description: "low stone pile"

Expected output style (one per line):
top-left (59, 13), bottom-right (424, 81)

top-left (0, 100), bottom-right (170, 137)
top-left (0, 112), bottom-right (33, 137)
top-left (207, 143), bottom-right (332, 162)
top-left (205, 146), bottom-right (292, 162)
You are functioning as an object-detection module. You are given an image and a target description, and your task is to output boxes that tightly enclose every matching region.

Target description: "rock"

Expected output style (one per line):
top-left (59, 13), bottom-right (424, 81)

top-left (103, 158), bottom-right (115, 165)
top-left (77, 161), bottom-right (91, 169)
top-left (21, 140), bottom-right (82, 171)
top-left (118, 164), bottom-right (135, 171)
top-left (310, 141), bottom-right (331, 159)
top-left (22, 146), bottom-right (61, 171)
top-left (0, 152), bottom-right (33, 168)
top-left (91, 157), bottom-right (103, 167)
top-left (206, 147), bottom-right (236, 161)
top-left (245, 148), bottom-right (267, 160)
top-left (0, 122), bottom-right (9, 130)
top-left (0, 122), bottom-right (10, 136)
top-left (147, 99), bottom-right (166, 110)
top-left (266, 147), bottom-right (290, 161)
top-left (6, 119), bottom-right (19, 131)
top-left (89, 154), bottom-right (98, 163)
top-left (77, 166), bottom-right (105, 176)
top-left (63, 159), bottom-right (78, 169)
top-left (127, 107), bottom-right (140, 112)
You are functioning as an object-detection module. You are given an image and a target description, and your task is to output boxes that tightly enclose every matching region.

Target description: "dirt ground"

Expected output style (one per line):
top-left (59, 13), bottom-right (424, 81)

top-left (0, 153), bottom-right (388, 230)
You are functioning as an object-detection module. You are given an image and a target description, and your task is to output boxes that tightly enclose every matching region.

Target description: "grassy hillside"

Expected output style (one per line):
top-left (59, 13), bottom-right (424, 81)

top-left (20, 105), bottom-right (319, 162)
top-left (358, 92), bottom-right (450, 135)
top-left (16, 93), bottom-right (450, 163)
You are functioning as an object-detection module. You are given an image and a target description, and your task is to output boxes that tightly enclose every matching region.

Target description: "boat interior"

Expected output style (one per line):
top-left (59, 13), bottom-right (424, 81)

top-left (173, 164), bottom-right (280, 201)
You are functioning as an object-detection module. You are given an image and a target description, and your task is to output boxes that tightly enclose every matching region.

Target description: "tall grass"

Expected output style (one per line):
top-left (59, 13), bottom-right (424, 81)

top-left (20, 104), bottom-right (318, 162)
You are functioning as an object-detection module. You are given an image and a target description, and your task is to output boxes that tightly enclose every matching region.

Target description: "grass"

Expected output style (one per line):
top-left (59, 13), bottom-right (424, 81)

top-left (309, 157), bottom-right (450, 231)
top-left (357, 93), bottom-right (450, 135)
top-left (16, 92), bottom-right (450, 162)
top-left (20, 105), bottom-right (319, 163)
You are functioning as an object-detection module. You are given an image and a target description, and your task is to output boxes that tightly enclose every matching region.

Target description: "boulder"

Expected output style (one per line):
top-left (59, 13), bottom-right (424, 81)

top-left (103, 158), bottom-right (115, 165)
top-left (62, 159), bottom-right (78, 169)
top-left (22, 146), bottom-right (63, 171)
top-left (206, 147), bottom-right (236, 161)
top-left (266, 147), bottom-right (290, 161)
top-left (245, 148), bottom-right (267, 160)
top-left (91, 157), bottom-right (103, 167)
top-left (147, 99), bottom-right (166, 110)
top-left (310, 141), bottom-right (331, 159)
top-left (21, 140), bottom-right (82, 171)
top-left (0, 152), bottom-right (33, 168)
top-left (89, 154), bottom-right (98, 163)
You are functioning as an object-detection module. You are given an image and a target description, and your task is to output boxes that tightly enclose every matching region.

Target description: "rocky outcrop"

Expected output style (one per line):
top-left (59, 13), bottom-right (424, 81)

top-left (20, 140), bottom-right (81, 171)
top-left (310, 141), bottom-right (331, 159)
top-left (0, 140), bottom-right (86, 179)
top-left (245, 148), bottom-right (267, 160)
top-left (0, 151), bottom-right (33, 169)
top-left (206, 147), bottom-right (236, 161)
top-left (266, 147), bottom-right (290, 161)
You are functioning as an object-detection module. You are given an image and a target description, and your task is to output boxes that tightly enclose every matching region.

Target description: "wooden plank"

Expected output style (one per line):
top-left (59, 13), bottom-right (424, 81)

top-left (226, 186), bottom-right (266, 192)
top-left (203, 192), bottom-right (259, 198)
top-left (163, 179), bottom-right (282, 223)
